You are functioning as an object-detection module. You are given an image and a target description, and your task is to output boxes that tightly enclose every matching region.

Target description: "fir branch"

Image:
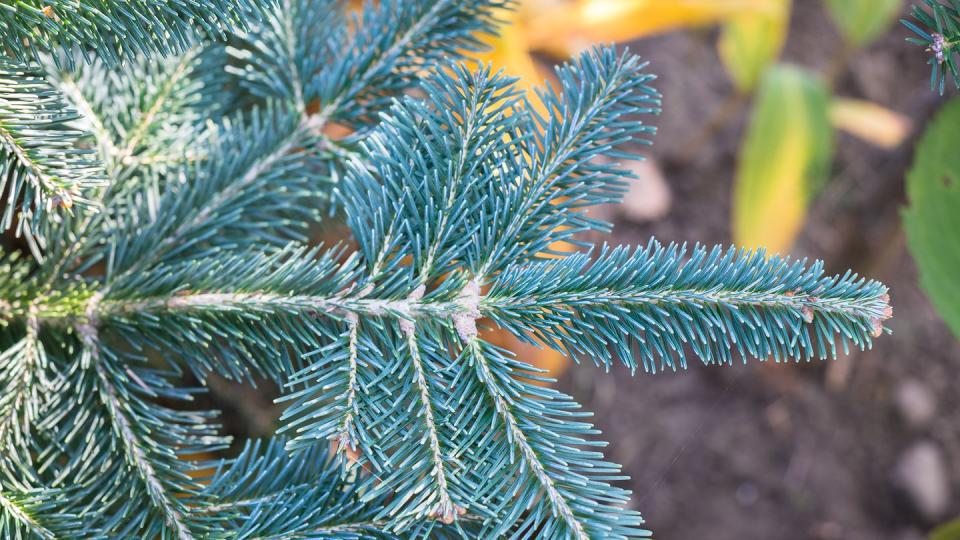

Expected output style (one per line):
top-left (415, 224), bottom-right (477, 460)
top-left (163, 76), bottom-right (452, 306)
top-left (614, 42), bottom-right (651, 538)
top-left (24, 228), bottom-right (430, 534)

top-left (342, 46), bottom-right (660, 291)
top-left (279, 320), bottom-right (368, 451)
top-left (315, 0), bottom-right (509, 128)
top-left (0, 59), bottom-right (106, 237)
top-left (103, 246), bottom-right (359, 383)
top-left (59, 327), bottom-right (226, 538)
top-left (0, 254), bottom-right (51, 483)
top-left (222, 0), bottom-right (512, 281)
top-left (199, 438), bottom-right (475, 539)
top-left (79, 318), bottom-right (195, 538)
top-left (117, 57), bottom-right (195, 163)
top-left (227, 0), bottom-right (510, 204)
top-left (0, 488), bottom-right (56, 540)
top-left (402, 315), bottom-right (457, 522)
top-left (48, 71), bottom-right (119, 165)
top-left (338, 314), bottom-right (361, 449)
top-left (94, 361), bottom-right (195, 540)
top-left (0, 476), bottom-right (80, 539)
top-left (485, 242), bottom-right (893, 372)
top-left (21, 241), bottom-right (891, 374)
top-left (283, 319), bottom-right (482, 530)
top-left (38, 47), bottom-right (228, 283)
top-left (46, 47), bottom-right (226, 176)
top-left (105, 104), bottom-right (329, 279)
top-left (410, 68), bottom-right (513, 284)
top-left (0, 3), bottom-right (897, 536)
top-left (41, 288), bottom-right (453, 322)
top-left (0, 316), bottom-right (47, 456)
top-left (227, 0), bottom-right (341, 108)
top-left (0, 0), bottom-right (270, 66)
top-left (467, 338), bottom-right (590, 540)
top-left (464, 338), bottom-right (649, 539)
top-left (344, 63), bottom-right (526, 285)
top-left (476, 47), bottom-right (660, 274)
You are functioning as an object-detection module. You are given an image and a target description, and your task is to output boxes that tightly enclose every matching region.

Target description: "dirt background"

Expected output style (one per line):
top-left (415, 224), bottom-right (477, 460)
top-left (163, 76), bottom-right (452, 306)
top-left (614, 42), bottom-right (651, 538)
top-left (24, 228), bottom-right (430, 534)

top-left (558, 2), bottom-right (960, 539)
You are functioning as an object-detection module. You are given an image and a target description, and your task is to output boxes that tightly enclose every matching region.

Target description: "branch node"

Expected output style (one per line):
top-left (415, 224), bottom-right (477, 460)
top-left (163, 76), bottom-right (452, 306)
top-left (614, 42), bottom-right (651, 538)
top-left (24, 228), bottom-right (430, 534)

top-left (85, 291), bottom-right (103, 326)
top-left (431, 502), bottom-right (467, 524)
top-left (74, 291), bottom-right (105, 367)
top-left (335, 431), bottom-right (362, 467)
top-left (398, 285), bottom-right (424, 335)
top-left (453, 280), bottom-right (481, 341)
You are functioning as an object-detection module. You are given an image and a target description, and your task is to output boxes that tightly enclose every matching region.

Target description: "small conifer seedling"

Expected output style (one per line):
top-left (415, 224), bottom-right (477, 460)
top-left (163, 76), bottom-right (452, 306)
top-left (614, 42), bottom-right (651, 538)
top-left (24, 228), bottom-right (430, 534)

top-left (0, 0), bottom-right (893, 538)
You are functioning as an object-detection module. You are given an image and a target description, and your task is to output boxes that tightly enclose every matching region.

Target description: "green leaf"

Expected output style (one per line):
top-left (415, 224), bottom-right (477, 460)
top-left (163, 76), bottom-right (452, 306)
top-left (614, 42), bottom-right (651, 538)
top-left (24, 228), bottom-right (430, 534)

top-left (932, 518), bottom-right (960, 540)
top-left (824, 0), bottom-right (901, 48)
top-left (904, 99), bottom-right (960, 341)
top-left (717, 0), bottom-right (790, 93)
top-left (733, 64), bottom-right (833, 253)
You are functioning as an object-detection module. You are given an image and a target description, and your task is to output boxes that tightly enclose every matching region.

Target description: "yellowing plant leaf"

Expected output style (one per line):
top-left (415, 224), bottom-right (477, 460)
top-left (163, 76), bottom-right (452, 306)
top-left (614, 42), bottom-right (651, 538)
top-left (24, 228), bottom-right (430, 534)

top-left (830, 97), bottom-right (911, 149)
top-left (823, 0), bottom-right (901, 48)
top-left (904, 99), bottom-right (960, 341)
top-left (733, 65), bottom-right (833, 253)
top-left (529, 0), bottom-right (776, 57)
top-left (718, 0), bottom-right (791, 93)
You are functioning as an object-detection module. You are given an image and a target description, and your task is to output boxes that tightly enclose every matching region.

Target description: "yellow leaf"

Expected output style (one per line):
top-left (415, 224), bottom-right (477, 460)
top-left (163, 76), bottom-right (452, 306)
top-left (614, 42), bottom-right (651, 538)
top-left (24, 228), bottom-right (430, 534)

top-left (733, 65), bottom-right (833, 253)
top-left (529, 0), bottom-right (776, 57)
top-left (717, 0), bottom-right (791, 93)
top-left (830, 97), bottom-right (911, 149)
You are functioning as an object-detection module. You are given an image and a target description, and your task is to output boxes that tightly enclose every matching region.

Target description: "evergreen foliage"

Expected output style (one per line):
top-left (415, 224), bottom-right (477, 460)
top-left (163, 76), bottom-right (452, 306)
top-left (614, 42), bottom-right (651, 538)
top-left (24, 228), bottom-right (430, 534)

top-left (904, 0), bottom-right (960, 93)
top-left (0, 59), bottom-right (105, 238)
top-left (0, 0), bottom-right (893, 538)
top-left (0, 0), bottom-right (266, 65)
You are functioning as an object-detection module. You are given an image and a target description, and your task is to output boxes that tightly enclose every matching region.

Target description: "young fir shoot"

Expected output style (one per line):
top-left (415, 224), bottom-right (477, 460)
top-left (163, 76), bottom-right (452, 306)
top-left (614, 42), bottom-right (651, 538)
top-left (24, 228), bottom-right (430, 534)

top-left (0, 1), bottom-right (892, 538)
top-left (904, 0), bottom-right (960, 93)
